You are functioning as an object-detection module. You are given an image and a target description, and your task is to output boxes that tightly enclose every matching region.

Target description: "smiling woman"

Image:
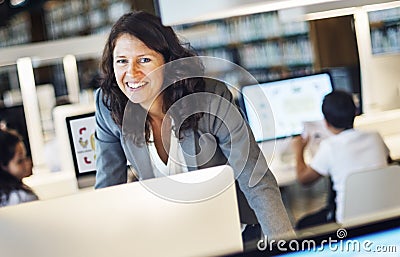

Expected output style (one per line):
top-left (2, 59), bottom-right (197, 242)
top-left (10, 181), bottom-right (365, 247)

top-left (94, 10), bottom-right (295, 242)
top-left (112, 33), bottom-right (165, 110)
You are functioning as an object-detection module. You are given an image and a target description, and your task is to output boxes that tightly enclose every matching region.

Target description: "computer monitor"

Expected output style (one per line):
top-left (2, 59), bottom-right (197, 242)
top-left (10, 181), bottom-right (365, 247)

top-left (322, 66), bottom-right (362, 115)
top-left (240, 73), bottom-right (333, 142)
top-left (65, 112), bottom-right (96, 187)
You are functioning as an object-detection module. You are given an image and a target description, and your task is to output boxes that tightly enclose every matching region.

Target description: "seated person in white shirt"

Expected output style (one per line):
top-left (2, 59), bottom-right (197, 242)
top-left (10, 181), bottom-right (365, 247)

top-left (292, 90), bottom-right (391, 229)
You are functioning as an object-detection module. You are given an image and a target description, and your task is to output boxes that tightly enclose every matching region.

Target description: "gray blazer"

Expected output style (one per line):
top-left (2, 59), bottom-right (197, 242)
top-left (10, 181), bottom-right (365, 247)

top-left (94, 79), bottom-right (293, 238)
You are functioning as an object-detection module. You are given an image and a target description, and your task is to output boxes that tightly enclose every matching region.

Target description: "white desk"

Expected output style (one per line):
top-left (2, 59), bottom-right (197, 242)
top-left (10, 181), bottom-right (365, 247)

top-left (355, 109), bottom-right (400, 160)
top-left (23, 170), bottom-right (80, 200)
top-left (382, 134), bottom-right (400, 160)
top-left (258, 139), bottom-right (298, 187)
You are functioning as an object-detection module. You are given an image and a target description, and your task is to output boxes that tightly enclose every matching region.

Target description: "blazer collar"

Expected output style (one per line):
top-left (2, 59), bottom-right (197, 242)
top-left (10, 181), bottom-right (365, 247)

top-left (122, 135), bottom-right (154, 180)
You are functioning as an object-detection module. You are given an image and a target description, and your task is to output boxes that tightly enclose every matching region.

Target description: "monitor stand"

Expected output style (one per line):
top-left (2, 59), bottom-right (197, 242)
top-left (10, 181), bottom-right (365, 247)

top-left (77, 174), bottom-right (96, 189)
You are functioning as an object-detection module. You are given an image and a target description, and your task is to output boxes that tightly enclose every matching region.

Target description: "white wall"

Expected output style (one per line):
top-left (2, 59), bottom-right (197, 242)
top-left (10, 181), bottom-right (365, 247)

top-left (157, 0), bottom-right (391, 26)
top-left (354, 8), bottom-right (400, 113)
top-left (0, 34), bottom-right (106, 67)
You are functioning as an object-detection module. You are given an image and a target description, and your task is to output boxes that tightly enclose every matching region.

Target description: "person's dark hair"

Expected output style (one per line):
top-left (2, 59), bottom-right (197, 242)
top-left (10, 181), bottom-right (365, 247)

top-left (100, 11), bottom-right (205, 145)
top-left (322, 90), bottom-right (356, 130)
top-left (0, 129), bottom-right (36, 205)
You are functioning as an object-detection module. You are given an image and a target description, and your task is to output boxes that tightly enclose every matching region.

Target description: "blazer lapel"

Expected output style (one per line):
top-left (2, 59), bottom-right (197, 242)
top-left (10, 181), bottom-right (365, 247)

top-left (180, 129), bottom-right (198, 171)
top-left (122, 137), bottom-right (155, 180)
top-left (121, 102), bottom-right (154, 180)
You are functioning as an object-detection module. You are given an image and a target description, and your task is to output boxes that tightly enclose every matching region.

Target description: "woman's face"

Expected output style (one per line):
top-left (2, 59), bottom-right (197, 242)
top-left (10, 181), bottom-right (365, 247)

top-left (4, 142), bottom-right (32, 180)
top-left (113, 33), bottom-right (165, 111)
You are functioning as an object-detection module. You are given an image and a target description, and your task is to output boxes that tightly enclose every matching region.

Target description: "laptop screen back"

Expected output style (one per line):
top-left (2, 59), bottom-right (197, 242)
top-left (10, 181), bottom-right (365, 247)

top-left (0, 165), bottom-right (243, 257)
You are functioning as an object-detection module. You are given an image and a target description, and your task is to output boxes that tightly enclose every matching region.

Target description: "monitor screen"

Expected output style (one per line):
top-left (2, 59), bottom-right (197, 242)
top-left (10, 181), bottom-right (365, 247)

top-left (241, 73), bottom-right (333, 142)
top-left (66, 112), bottom-right (96, 176)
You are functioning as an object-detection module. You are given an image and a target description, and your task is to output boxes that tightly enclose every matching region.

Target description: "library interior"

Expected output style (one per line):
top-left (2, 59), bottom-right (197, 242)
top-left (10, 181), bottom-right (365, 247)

top-left (1, 0), bottom-right (400, 256)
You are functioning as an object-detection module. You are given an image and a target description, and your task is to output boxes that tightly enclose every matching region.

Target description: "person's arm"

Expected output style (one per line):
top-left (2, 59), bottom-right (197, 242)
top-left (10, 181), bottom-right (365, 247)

top-left (94, 89), bottom-right (128, 189)
top-left (292, 136), bottom-right (322, 185)
top-left (208, 82), bottom-right (294, 239)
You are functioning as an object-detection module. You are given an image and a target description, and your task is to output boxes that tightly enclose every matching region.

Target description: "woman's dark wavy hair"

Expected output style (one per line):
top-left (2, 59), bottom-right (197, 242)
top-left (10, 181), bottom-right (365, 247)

top-left (0, 129), bottom-right (36, 205)
top-left (100, 11), bottom-right (205, 145)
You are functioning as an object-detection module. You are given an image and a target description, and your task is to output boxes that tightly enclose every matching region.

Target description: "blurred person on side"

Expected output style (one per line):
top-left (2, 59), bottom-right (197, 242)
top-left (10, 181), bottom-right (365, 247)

top-left (0, 128), bottom-right (38, 207)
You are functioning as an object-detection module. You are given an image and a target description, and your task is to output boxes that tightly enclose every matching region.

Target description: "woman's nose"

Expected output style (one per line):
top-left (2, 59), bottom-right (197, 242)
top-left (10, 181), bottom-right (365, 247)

top-left (127, 62), bottom-right (142, 77)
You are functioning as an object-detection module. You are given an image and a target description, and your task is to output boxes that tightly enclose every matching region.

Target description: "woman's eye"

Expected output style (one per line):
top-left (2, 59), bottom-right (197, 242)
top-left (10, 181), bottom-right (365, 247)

top-left (116, 59), bottom-right (128, 64)
top-left (138, 57), bottom-right (151, 63)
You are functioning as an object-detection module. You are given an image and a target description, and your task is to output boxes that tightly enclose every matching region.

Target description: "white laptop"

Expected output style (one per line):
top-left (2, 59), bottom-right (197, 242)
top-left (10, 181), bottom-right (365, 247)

top-left (0, 165), bottom-right (243, 257)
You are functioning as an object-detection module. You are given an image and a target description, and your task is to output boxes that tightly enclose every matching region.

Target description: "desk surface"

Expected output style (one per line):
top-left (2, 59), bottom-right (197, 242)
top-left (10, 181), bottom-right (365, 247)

top-left (384, 134), bottom-right (400, 160)
top-left (258, 139), bottom-right (298, 187)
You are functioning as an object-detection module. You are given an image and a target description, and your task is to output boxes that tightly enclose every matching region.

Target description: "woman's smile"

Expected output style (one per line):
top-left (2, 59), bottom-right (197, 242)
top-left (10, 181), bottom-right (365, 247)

top-left (125, 81), bottom-right (148, 91)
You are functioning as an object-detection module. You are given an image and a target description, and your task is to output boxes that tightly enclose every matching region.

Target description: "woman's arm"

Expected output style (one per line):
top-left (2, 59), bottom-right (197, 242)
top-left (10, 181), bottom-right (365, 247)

top-left (206, 81), bottom-right (295, 239)
top-left (94, 89), bottom-right (128, 188)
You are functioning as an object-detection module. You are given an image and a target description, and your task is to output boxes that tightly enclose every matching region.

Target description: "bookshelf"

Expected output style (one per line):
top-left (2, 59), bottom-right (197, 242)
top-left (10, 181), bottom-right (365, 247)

top-left (368, 6), bottom-right (400, 55)
top-left (0, 12), bottom-right (31, 47)
top-left (174, 11), bottom-right (314, 84)
top-left (44, 0), bottom-right (131, 40)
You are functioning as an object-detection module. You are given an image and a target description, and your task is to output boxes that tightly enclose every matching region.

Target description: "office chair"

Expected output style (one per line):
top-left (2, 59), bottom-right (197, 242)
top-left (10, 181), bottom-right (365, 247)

top-left (343, 165), bottom-right (400, 222)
